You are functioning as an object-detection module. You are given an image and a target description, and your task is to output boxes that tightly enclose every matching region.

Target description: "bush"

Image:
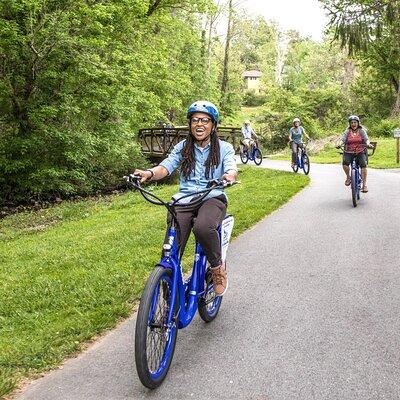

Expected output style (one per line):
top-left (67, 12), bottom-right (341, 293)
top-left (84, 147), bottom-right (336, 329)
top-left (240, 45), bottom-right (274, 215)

top-left (367, 118), bottom-right (400, 137)
top-left (242, 91), bottom-right (267, 107)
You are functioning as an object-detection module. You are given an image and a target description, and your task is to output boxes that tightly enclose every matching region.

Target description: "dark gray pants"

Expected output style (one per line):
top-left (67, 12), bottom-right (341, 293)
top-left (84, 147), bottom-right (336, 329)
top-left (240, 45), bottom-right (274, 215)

top-left (174, 196), bottom-right (227, 267)
top-left (291, 142), bottom-right (304, 164)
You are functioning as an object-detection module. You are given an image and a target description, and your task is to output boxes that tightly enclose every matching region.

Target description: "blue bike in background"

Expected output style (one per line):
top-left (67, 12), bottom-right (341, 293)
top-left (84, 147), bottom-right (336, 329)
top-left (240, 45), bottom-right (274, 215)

top-left (290, 141), bottom-right (310, 175)
top-left (125, 175), bottom-right (235, 389)
top-left (337, 142), bottom-right (376, 207)
top-left (240, 140), bottom-right (263, 165)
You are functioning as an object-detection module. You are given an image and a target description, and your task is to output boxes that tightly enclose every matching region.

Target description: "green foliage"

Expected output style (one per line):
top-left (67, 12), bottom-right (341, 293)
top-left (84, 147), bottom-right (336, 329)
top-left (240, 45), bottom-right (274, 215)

top-left (0, 0), bottom-right (224, 205)
top-left (348, 63), bottom-right (396, 119)
top-left (242, 91), bottom-right (266, 107)
top-left (367, 118), bottom-right (400, 137)
top-left (320, 0), bottom-right (400, 116)
top-left (0, 0), bottom-right (148, 203)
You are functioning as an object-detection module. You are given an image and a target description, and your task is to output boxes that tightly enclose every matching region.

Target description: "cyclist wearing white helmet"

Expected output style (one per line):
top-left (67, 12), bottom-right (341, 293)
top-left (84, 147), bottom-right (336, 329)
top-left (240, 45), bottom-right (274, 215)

top-left (241, 120), bottom-right (259, 153)
top-left (134, 101), bottom-right (237, 296)
top-left (339, 115), bottom-right (372, 192)
top-left (288, 117), bottom-right (310, 167)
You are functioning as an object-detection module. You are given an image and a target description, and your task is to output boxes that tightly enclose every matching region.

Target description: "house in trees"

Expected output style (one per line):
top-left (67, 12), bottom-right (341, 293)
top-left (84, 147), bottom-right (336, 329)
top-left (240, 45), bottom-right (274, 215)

top-left (242, 70), bottom-right (263, 93)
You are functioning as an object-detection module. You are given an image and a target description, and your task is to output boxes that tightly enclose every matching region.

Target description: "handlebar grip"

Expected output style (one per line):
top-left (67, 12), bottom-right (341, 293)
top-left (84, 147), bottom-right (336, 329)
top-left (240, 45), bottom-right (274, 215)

top-left (124, 174), bottom-right (141, 186)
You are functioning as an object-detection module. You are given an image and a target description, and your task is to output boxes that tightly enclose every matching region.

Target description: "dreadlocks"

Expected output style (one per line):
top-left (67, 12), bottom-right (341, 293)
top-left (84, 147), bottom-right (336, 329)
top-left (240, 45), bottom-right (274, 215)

top-left (180, 127), bottom-right (221, 179)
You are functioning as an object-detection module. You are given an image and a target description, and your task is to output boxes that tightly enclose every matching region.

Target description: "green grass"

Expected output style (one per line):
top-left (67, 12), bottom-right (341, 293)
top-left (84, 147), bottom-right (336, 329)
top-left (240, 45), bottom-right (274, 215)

top-left (0, 167), bottom-right (309, 397)
top-left (269, 138), bottom-right (400, 169)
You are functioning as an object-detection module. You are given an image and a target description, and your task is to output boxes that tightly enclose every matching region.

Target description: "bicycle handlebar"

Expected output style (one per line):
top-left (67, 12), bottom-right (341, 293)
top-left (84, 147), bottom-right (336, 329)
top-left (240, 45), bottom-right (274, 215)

top-left (336, 142), bottom-right (376, 156)
top-left (123, 174), bottom-right (237, 215)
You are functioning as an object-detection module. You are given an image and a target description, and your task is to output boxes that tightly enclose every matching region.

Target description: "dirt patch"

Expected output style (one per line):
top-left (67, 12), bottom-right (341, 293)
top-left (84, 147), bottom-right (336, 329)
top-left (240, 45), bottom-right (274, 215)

top-left (307, 135), bottom-right (340, 154)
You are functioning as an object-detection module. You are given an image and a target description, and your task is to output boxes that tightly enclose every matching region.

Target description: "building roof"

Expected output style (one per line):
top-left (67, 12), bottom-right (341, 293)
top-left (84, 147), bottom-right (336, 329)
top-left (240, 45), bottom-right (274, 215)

top-left (242, 70), bottom-right (262, 78)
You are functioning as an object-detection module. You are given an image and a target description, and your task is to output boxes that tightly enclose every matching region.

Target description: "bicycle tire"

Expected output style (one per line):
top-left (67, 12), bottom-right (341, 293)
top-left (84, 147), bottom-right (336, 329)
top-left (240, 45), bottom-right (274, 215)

top-left (302, 153), bottom-right (310, 175)
top-left (351, 169), bottom-right (357, 207)
top-left (135, 266), bottom-right (178, 389)
top-left (292, 162), bottom-right (299, 173)
top-left (240, 149), bottom-right (249, 164)
top-left (254, 148), bottom-right (263, 166)
top-left (198, 266), bottom-right (223, 322)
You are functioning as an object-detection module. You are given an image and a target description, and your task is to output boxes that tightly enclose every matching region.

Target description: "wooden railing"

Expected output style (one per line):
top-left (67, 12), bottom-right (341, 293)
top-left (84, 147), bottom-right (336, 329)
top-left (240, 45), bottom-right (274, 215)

top-left (138, 127), bottom-right (242, 158)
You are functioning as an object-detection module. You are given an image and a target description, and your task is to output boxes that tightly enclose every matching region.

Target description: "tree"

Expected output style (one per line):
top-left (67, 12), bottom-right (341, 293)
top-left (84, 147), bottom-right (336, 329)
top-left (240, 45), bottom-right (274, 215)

top-left (0, 0), bottom-right (217, 204)
top-left (220, 0), bottom-right (233, 110)
top-left (321, 0), bottom-right (400, 116)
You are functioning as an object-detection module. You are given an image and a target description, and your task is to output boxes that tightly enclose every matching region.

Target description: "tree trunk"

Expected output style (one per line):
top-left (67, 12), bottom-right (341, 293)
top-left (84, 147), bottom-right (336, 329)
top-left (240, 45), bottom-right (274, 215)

top-left (207, 17), bottom-right (213, 77)
top-left (220, 0), bottom-right (233, 109)
top-left (391, 71), bottom-right (400, 117)
top-left (342, 59), bottom-right (356, 91)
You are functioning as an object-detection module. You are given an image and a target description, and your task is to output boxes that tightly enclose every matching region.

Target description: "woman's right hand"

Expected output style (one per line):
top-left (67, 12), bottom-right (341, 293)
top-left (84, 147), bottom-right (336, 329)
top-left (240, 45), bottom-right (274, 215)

top-left (133, 169), bottom-right (153, 183)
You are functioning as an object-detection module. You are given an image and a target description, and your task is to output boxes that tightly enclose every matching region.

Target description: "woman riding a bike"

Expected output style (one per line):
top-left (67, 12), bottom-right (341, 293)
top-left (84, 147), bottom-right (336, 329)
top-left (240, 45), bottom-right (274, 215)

top-left (289, 117), bottom-right (309, 168)
top-left (241, 120), bottom-right (258, 153)
top-left (339, 115), bottom-right (371, 193)
top-left (134, 101), bottom-right (237, 296)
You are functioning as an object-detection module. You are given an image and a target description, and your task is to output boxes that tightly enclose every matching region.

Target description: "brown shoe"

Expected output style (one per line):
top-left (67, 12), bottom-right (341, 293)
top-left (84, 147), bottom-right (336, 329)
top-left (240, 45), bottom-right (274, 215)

top-left (211, 264), bottom-right (228, 296)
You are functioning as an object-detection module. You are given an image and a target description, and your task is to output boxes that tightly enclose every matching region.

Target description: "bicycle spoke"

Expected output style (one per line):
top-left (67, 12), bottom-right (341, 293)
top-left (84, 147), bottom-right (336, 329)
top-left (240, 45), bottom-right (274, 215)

top-left (145, 279), bottom-right (171, 373)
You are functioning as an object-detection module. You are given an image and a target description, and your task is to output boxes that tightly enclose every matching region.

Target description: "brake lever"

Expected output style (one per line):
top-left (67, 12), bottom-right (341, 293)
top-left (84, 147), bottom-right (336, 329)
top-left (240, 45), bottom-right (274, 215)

top-left (206, 179), bottom-right (220, 188)
top-left (123, 174), bottom-right (141, 187)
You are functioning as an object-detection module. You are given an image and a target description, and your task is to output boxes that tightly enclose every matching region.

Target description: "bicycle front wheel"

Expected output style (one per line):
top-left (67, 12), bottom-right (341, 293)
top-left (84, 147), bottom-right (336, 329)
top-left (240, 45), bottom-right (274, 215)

top-left (198, 266), bottom-right (223, 322)
top-left (351, 169), bottom-right (357, 207)
top-left (254, 148), bottom-right (263, 165)
top-left (302, 153), bottom-right (310, 175)
top-left (135, 267), bottom-right (178, 389)
top-left (240, 149), bottom-right (249, 164)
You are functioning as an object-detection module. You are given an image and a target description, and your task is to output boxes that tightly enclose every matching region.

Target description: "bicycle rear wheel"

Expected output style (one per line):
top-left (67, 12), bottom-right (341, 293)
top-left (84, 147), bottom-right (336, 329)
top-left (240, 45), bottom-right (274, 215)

top-left (351, 169), bottom-right (357, 207)
top-left (302, 153), bottom-right (310, 175)
top-left (198, 266), bottom-right (223, 322)
top-left (254, 148), bottom-right (263, 165)
top-left (135, 267), bottom-right (178, 389)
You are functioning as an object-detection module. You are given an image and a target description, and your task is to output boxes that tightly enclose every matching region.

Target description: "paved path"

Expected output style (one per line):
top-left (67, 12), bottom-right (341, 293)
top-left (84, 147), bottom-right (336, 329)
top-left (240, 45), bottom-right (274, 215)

top-left (14, 161), bottom-right (400, 400)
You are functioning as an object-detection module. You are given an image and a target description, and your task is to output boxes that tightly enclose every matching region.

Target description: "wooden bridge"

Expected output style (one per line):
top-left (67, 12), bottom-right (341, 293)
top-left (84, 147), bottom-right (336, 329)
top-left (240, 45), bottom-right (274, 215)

top-left (138, 127), bottom-right (242, 159)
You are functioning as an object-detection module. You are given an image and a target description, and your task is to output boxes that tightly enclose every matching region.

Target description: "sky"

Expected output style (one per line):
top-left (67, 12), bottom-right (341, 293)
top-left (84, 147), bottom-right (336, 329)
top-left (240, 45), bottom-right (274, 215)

top-left (241, 0), bottom-right (330, 41)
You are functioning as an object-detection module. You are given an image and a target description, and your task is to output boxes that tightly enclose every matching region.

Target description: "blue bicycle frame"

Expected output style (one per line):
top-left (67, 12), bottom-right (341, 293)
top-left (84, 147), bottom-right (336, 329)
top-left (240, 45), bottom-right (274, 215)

top-left (129, 175), bottom-right (235, 388)
top-left (157, 217), bottom-right (229, 329)
top-left (240, 141), bottom-right (263, 165)
top-left (351, 158), bottom-right (361, 201)
top-left (296, 147), bottom-right (306, 169)
top-left (246, 145), bottom-right (258, 161)
top-left (338, 142), bottom-right (376, 207)
top-left (291, 142), bottom-right (310, 175)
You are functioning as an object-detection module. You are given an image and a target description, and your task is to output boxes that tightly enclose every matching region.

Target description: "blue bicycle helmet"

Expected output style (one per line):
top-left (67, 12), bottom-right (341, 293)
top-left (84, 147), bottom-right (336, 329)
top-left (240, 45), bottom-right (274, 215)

top-left (348, 115), bottom-right (360, 123)
top-left (187, 100), bottom-right (219, 124)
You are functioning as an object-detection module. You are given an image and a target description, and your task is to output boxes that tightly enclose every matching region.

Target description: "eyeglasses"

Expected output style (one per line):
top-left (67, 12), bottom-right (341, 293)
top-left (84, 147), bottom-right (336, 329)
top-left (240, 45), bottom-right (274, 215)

top-left (191, 117), bottom-right (211, 125)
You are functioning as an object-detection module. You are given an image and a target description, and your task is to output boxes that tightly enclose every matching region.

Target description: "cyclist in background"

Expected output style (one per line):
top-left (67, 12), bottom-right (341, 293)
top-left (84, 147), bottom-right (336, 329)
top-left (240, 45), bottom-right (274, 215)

top-left (133, 101), bottom-right (237, 296)
top-left (339, 115), bottom-right (371, 193)
top-left (241, 120), bottom-right (259, 153)
top-left (289, 117), bottom-right (309, 168)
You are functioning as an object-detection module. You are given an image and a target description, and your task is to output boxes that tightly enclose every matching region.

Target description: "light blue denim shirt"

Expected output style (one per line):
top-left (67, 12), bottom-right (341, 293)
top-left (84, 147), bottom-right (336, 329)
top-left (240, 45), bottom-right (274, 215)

top-left (159, 139), bottom-right (237, 204)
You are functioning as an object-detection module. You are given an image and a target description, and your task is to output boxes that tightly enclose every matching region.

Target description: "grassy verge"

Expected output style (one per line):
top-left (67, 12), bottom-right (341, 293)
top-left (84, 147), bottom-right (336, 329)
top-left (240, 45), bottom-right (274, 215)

top-left (0, 167), bottom-right (309, 397)
top-left (268, 137), bottom-right (400, 169)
